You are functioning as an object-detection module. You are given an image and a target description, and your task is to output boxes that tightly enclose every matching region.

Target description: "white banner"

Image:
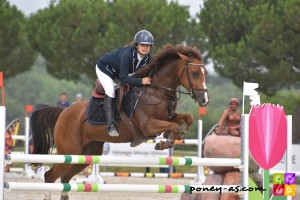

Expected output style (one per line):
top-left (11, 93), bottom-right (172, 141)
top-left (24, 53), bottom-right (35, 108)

top-left (105, 143), bottom-right (169, 157)
top-left (103, 143), bottom-right (170, 168)
top-left (271, 144), bottom-right (300, 172)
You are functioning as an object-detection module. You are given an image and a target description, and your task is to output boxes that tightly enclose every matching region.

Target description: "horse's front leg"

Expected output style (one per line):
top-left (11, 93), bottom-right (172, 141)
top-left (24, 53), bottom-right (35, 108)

top-left (172, 112), bottom-right (194, 132)
top-left (144, 118), bottom-right (181, 150)
top-left (163, 113), bottom-right (194, 139)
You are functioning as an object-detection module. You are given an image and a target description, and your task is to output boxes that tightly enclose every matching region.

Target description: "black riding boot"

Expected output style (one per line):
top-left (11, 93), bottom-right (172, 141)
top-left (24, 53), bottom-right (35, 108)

top-left (104, 96), bottom-right (119, 137)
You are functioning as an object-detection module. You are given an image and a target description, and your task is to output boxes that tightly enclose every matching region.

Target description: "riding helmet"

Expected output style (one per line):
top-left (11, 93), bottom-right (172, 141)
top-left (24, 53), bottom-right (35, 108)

top-left (133, 30), bottom-right (154, 46)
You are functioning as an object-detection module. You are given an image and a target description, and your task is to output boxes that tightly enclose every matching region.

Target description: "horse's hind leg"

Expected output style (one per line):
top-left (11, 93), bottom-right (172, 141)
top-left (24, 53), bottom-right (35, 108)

top-left (59, 164), bottom-right (89, 200)
top-left (44, 164), bottom-right (71, 200)
top-left (59, 141), bottom-right (104, 200)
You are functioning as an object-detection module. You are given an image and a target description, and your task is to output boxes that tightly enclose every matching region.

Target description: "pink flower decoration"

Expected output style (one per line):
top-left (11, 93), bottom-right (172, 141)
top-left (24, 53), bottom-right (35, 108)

top-left (249, 104), bottom-right (287, 170)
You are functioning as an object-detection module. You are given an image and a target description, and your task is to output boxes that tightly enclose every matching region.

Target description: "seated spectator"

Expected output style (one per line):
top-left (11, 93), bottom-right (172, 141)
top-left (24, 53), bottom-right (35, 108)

top-left (216, 98), bottom-right (241, 136)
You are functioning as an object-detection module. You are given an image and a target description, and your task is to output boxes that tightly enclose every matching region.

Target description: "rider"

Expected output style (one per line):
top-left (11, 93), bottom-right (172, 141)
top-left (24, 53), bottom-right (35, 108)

top-left (95, 30), bottom-right (154, 137)
top-left (216, 98), bottom-right (242, 136)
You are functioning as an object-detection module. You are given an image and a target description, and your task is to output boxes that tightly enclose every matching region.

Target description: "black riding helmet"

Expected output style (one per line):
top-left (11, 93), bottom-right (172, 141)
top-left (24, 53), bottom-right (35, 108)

top-left (133, 30), bottom-right (154, 46)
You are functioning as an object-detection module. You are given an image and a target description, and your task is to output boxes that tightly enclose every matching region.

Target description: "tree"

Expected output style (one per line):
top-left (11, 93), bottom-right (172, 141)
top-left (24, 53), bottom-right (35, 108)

top-left (199, 0), bottom-right (300, 95)
top-left (27, 0), bottom-right (198, 82)
top-left (0, 0), bottom-right (35, 78)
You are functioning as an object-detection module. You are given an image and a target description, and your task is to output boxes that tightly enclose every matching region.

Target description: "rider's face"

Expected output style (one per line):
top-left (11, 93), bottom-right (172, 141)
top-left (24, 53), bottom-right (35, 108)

top-left (137, 44), bottom-right (151, 56)
top-left (230, 103), bottom-right (238, 110)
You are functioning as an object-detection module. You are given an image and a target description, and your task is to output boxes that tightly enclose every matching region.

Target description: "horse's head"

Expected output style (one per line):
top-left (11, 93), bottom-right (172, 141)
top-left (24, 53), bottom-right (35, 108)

top-left (177, 52), bottom-right (209, 107)
top-left (133, 44), bottom-right (210, 106)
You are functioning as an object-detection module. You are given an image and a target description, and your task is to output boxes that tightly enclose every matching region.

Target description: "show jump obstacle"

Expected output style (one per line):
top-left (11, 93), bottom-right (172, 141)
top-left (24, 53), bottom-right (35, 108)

top-left (0, 109), bottom-right (249, 199)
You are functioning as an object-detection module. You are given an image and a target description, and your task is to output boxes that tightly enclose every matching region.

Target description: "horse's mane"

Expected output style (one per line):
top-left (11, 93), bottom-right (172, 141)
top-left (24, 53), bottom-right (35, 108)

top-left (133, 44), bottom-right (202, 78)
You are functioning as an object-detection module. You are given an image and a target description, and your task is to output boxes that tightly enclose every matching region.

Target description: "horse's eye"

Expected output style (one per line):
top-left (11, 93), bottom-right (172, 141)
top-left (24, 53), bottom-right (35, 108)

top-left (192, 71), bottom-right (199, 78)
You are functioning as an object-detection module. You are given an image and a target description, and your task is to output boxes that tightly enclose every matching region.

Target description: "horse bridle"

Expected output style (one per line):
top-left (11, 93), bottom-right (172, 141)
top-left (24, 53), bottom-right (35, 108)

top-left (150, 61), bottom-right (208, 101)
top-left (179, 62), bottom-right (208, 101)
top-left (131, 61), bottom-right (208, 119)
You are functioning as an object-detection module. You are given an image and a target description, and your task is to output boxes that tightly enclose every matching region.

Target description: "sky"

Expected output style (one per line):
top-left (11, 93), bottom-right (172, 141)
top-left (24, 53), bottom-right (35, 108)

top-left (8, 0), bottom-right (203, 17)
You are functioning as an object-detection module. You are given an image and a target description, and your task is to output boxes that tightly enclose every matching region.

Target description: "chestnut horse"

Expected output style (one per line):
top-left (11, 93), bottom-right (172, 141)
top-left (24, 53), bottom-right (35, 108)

top-left (30, 44), bottom-right (209, 200)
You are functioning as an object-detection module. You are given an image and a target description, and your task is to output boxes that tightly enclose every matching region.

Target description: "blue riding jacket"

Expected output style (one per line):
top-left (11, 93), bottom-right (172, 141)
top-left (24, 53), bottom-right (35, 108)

top-left (96, 45), bottom-right (151, 86)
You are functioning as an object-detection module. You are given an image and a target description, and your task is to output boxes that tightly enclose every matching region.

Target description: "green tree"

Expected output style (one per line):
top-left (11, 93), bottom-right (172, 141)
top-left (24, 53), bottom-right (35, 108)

top-left (26, 0), bottom-right (197, 82)
top-left (199, 0), bottom-right (300, 143)
top-left (0, 0), bottom-right (35, 77)
top-left (199, 0), bottom-right (300, 95)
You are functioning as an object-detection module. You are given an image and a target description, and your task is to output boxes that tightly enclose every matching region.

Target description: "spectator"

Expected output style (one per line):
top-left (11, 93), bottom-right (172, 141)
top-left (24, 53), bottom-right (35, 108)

top-left (75, 93), bottom-right (83, 102)
top-left (216, 98), bottom-right (242, 136)
top-left (56, 92), bottom-right (70, 108)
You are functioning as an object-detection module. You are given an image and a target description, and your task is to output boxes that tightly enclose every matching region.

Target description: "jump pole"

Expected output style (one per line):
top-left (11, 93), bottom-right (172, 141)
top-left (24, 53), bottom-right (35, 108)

top-left (98, 172), bottom-right (197, 179)
top-left (191, 107), bottom-right (206, 184)
top-left (241, 114), bottom-right (249, 200)
top-left (5, 154), bottom-right (241, 167)
top-left (4, 182), bottom-right (240, 194)
top-left (24, 109), bottom-right (36, 178)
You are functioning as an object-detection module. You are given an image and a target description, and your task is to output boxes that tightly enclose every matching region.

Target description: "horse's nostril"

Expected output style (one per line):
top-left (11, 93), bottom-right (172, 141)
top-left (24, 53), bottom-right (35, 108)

top-left (201, 98), bottom-right (206, 104)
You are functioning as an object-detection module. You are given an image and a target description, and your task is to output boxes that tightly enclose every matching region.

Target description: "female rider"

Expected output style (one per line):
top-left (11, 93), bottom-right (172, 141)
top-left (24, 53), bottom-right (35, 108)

top-left (95, 30), bottom-right (154, 137)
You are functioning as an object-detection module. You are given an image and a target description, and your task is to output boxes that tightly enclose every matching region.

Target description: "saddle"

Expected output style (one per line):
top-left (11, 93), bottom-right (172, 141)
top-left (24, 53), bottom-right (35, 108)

top-left (91, 80), bottom-right (145, 147)
top-left (92, 79), bottom-right (130, 112)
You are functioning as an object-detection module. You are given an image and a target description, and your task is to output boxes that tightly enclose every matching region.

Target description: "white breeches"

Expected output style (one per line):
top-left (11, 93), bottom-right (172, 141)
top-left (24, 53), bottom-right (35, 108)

top-left (95, 65), bottom-right (115, 98)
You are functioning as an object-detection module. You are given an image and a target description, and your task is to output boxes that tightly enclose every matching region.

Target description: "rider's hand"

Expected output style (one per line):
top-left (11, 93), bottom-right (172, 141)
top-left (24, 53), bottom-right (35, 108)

top-left (142, 77), bottom-right (151, 84)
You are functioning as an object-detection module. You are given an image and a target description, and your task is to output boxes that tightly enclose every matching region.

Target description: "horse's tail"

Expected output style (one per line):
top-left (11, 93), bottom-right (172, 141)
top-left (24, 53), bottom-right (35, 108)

top-left (30, 106), bottom-right (65, 156)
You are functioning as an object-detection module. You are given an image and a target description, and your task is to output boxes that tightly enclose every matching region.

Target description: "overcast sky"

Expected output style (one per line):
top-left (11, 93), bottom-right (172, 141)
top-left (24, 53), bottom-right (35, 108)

top-left (8, 0), bottom-right (203, 17)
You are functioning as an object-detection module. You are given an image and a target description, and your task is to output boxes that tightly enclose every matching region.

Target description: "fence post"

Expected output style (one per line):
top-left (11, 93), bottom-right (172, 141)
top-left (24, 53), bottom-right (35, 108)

top-left (0, 106), bottom-right (6, 200)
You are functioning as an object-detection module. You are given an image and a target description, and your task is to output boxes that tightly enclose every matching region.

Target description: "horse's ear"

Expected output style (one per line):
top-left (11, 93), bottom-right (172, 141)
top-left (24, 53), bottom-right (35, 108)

top-left (177, 53), bottom-right (189, 61)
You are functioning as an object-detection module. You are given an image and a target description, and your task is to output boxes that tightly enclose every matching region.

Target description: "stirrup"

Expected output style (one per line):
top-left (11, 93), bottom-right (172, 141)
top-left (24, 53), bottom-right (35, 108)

top-left (107, 123), bottom-right (119, 137)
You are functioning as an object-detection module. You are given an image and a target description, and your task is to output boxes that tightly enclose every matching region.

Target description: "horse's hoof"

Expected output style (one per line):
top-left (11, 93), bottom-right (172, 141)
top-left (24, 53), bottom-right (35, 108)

top-left (163, 132), bottom-right (170, 138)
top-left (154, 143), bottom-right (160, 150)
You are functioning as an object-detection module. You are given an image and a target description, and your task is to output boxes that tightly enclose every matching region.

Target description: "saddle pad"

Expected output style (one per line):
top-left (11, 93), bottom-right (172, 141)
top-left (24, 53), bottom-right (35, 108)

top-left (86, 89), bottom-right (135, 125)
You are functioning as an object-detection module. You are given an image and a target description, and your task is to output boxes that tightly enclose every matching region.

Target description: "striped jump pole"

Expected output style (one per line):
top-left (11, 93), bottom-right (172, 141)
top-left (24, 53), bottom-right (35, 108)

top-left (5, 154), bottom-right (241, 167)
top-left (99, 172), bottom-right (197, 179)
top-left (4, 182), bottom-right (240, 194)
